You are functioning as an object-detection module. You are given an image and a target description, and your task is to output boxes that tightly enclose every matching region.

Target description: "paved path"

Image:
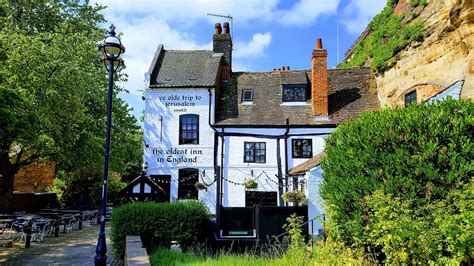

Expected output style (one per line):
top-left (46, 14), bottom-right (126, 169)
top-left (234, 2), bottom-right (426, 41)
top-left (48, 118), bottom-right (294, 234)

top-left (0, 224), bottom-right (120, 265)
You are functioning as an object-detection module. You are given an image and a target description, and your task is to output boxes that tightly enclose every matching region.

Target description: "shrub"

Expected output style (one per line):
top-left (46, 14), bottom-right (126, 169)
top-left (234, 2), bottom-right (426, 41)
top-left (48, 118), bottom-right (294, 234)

top-left (362, 183), bottom-right (473, 264)
top-left (320, 99), bottom-right (473, 263)
top-left (111, 200), bottom-right (211, 258)
top-left (282, 214), bottom-right (305, 250)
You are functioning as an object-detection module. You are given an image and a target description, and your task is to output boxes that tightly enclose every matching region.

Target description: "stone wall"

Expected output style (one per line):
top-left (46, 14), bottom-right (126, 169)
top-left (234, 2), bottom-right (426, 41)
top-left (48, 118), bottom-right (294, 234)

top-left (376, 0), bottom-right (474, 106)
top-left (14, 161), bottom-right (55, 192)
top-left (125, 236), bottom-right (150, 266)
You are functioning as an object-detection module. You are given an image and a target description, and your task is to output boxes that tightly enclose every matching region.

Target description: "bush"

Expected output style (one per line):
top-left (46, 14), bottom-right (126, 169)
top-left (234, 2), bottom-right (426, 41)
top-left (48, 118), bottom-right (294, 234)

top-left (320, 99), bottom-right (473, 263)
top-left (111, 200), bottom-right (211, 258)
top-left (362, 182), bottom-right (473, 264)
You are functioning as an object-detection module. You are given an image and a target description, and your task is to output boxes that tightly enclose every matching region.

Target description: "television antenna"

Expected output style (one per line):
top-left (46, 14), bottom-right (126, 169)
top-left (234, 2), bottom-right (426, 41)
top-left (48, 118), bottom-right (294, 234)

top-left (207, 13), bottom-right (233, 37)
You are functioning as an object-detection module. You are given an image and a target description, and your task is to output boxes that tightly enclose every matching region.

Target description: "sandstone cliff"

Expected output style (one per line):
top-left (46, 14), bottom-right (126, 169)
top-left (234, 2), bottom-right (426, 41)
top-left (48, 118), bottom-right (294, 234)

top-left (376, 0), bottom-right (473, 106)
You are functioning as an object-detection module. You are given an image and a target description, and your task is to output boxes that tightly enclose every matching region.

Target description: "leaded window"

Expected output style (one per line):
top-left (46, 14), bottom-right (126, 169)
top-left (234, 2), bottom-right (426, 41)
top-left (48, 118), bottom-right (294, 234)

top-left (282, 85), bottom-right (306, 102)
top-left (292, 139), bottom-right (313, 158)
top-left (244, 142), bottom-right (266, 163)
top-left (179, 114), bottom-right (199, 144)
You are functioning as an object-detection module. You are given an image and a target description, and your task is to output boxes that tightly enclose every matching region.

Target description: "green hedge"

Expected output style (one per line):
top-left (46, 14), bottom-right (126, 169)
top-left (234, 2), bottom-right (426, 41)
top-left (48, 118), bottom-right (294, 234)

top-left (111, 200), bottom-right (211, 258)
top-left (320, 99), bottom-right (473, 263)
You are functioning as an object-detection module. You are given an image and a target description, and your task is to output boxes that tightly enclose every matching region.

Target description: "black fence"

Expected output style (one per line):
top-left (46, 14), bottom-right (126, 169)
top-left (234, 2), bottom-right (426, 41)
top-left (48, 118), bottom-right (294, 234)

top-left (219, 205), bottom-right (308, 241)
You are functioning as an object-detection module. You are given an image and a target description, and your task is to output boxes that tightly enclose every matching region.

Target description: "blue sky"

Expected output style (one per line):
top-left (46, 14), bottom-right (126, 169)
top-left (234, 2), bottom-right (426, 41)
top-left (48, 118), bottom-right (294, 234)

top-left (93, 0), bottom-right (386, 118)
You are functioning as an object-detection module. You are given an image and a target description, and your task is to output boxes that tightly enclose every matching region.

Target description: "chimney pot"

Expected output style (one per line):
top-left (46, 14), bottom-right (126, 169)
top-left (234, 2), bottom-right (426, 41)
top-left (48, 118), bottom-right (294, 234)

top-left (273, 68), bottom-right (276, 72)
top-left (278, 68), bottom-right (281, 71)
top-left (223, 22), bottom-right (230, 34)
top-left (215, 23), bottom-right (222, 34)
top-left (316, 38), bottom-right (323, 49)
top-left (282, 66), bottom-right (286, 71)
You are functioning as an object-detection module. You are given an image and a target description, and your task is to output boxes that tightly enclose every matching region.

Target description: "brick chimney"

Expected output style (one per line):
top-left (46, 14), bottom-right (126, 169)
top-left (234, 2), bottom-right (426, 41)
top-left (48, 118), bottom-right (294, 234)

top-left (213, 22), bottom-right (232, 80)
top-left (311, 38), bottom-right (328, 118)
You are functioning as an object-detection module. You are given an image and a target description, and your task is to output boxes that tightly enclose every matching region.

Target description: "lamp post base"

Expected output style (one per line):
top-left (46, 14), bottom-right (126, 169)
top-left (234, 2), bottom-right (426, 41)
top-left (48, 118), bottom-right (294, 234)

top-left (95, 232), bottom-right (107, 266)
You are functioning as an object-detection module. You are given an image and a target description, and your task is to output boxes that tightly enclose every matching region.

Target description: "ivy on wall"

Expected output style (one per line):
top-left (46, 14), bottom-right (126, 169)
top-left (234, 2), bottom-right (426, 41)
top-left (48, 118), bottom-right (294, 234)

top-left (338, 0), bottom-right (424, 73)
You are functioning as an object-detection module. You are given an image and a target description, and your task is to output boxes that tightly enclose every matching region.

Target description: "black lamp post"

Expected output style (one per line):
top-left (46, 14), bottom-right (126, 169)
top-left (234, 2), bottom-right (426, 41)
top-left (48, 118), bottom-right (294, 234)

top-left (95, 24), bottom-right (125, 266)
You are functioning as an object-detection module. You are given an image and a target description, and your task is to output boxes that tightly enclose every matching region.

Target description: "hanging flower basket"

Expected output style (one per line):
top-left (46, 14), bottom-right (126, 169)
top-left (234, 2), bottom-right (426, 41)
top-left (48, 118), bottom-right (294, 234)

top-left (195, 182), bottom-right (207, 191)
top-left (244, 179), bottom-right (258, 189)
top-left (282, 191), bottom-right (307, 205)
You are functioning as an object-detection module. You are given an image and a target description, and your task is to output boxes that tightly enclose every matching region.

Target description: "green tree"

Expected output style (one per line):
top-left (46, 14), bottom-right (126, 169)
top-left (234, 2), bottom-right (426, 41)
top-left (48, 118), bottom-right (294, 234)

top-left (0, 0), bottom-right (142, 210)
top-left (320, 99), bottom-right (473, 263)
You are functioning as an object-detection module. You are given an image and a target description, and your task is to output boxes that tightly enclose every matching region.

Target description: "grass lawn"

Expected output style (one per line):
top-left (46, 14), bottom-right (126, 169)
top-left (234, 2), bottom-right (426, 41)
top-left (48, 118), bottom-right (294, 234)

top-left (150, 247), bottom-right (372, 266)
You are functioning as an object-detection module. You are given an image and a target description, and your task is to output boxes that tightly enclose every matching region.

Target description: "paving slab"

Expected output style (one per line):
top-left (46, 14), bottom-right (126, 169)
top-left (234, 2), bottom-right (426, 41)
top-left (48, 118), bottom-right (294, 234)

top-left (0, 224), bottom-right (120, 265)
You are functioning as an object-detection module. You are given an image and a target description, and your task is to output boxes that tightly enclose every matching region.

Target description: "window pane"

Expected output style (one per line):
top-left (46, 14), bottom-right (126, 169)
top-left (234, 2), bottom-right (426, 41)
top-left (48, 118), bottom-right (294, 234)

top-left (179, 115), bottom-right (199, 144)
top-left (243, 90), bottom-right (253, 101)
top-left (283, 86), bottom-right (306, 102)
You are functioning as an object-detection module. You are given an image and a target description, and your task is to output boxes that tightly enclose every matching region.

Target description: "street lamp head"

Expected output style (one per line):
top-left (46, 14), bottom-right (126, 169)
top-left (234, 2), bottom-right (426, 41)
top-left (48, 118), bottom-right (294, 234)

top-left (101, 57), bottom-right (124, 72)
top-left (98, 24), bottom-right (125, 60)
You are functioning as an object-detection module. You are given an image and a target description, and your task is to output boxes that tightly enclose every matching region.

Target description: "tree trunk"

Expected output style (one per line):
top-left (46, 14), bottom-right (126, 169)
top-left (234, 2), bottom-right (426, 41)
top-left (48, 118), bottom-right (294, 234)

top-left (0, 153), bottom-right (17, 211)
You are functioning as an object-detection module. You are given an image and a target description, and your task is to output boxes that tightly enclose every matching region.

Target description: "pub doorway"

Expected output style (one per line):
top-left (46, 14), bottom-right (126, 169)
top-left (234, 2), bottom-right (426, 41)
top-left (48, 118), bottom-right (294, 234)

top-left (178, 168), bottom-right (198, 200)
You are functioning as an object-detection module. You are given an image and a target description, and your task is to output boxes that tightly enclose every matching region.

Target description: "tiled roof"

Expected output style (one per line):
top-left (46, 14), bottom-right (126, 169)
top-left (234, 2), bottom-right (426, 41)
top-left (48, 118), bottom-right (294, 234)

top-left (149, 46), bottom-right (221, 88)
top-left (289, 151), bottom-right (326, 174)
top-left (216, 67), bottom-right (380, 126)
top-left (280, 71), bottom-right (307, 85)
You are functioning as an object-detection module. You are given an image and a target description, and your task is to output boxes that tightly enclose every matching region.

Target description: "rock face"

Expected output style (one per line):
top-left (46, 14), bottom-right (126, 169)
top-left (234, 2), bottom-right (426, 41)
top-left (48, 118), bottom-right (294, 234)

top-left (376, 0), bottom-right (474, 106)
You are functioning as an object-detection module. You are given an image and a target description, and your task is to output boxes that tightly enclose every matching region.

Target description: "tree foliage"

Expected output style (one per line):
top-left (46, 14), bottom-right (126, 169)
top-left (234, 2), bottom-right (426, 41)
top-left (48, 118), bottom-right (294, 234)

top-left (60, 168), bottom-right (126, 208)
top-left (0, 0), bottom-right (142, 210)
top-left (320, 99), bottom-right (473, 263)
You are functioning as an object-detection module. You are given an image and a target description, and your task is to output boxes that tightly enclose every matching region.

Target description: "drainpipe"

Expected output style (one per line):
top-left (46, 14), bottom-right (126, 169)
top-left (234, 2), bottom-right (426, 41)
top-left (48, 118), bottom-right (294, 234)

top-left (284, 119), bottom-right (290, 206)
top-left (208, 88), bottom-right (222, 227)
top-left (276, 139), bottom-right (284, 206)
top-left (220, 128), bottom-right (225, 206)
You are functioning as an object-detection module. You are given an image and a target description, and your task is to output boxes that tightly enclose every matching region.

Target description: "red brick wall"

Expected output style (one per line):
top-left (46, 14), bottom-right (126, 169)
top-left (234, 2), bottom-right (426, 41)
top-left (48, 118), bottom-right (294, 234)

top-left (311, 47), bottom-right (328, 117)
top-left (14, 161), bottom-right (56, 192)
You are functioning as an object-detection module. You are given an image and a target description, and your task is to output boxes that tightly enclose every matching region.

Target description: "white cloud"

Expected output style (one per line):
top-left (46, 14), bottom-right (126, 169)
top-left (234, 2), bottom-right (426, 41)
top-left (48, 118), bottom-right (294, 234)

top-left (234, 32), bottom-right (272, 59)
top-left (94, 0), bottom-right (340, 27)
top-left (111, 16), bottom-right (212, 97)
top-left (277, 0), bottom-right (340, 26)
top-left (94, 0), bottom-right (280, 25)
top-left (91, 0), bottom-right (344, 115)
top-left (341, 0), bottom-right (386, 34)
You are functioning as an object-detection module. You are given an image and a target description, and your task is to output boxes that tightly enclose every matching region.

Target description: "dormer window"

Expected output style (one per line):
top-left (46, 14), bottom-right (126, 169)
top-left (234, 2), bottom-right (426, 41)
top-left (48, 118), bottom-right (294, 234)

top-left (242, 89), bottom-right (253, 103)
top-left (282, 85), bottom-right (306, 102)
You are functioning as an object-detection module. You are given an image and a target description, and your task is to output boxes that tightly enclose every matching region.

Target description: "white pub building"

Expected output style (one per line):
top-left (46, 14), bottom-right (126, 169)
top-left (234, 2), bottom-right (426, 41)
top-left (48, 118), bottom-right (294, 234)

top-left (142, 22), bottom-right (379, 236)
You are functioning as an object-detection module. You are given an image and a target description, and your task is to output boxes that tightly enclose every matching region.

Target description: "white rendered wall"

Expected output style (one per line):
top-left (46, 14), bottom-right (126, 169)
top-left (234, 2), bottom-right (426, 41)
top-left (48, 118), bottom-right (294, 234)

top-left (219, 136), bottom-right (282, 207)
top-left (215, 127), bottom-right (333, 208)
top-left (144, 88), bottom-right (216, 213)
top-left (144, 88), bottom-right (333, 215)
